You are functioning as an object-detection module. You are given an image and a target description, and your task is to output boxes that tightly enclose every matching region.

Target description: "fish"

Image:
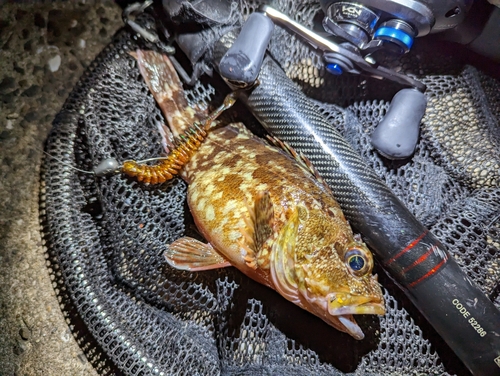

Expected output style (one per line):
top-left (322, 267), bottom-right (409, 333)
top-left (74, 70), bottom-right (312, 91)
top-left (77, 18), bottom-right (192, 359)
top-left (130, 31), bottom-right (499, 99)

top-left (132, 50), bottom-right (385, 340)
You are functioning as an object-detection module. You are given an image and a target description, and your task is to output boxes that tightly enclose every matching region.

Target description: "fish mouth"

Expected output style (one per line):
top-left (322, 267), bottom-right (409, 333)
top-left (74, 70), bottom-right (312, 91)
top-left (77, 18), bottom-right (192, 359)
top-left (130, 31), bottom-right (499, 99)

top-left (299, 292), bottom-right (385, 339)
top-left (328, 301), bottom-right (385, 340)
top-left (330, 303), bottom-right (385, 339)
top-left (322, 294), bottom-right (385, 340)
top-left (328, 302), bottom-right (386, 316)
top-left (327, 293), bottom-right (385, 316)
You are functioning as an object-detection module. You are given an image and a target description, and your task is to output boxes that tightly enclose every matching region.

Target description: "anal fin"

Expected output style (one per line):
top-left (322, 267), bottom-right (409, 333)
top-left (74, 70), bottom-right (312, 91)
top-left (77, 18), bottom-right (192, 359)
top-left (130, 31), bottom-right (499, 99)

top-left (165, 237), bottom-right (231, 271)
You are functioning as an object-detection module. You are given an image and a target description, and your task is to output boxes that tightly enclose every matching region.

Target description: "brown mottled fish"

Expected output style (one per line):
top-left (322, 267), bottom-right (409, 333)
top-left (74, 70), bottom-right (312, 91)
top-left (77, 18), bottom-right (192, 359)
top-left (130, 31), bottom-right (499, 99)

top-left (133, 50), bottom-right (385, 339)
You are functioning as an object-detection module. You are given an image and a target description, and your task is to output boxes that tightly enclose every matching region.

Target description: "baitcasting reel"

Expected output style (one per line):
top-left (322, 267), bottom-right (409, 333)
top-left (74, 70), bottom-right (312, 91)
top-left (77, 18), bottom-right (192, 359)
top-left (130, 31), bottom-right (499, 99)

top-left (319, 0), bottom-right (473, 65)
top-left (219, 0), bottom-right (498, 160)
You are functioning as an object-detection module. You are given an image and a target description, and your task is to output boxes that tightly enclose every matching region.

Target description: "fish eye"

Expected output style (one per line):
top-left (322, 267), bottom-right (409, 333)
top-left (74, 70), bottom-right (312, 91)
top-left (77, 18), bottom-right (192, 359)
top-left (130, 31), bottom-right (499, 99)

top-left (348, 254), bottom-right (365, 271)
top-left (344, 247), bottom-right (372, 276)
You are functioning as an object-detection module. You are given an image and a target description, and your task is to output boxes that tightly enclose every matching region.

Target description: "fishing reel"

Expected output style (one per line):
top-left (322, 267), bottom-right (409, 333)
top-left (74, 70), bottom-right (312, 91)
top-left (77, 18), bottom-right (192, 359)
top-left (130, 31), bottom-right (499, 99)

top-left (217, 0), bottom-right (498, 160)
top-left (318, 0), bottom-right (500, 73)
top-left (315, 0), bottom-right (498, 159)
top-left (319, 0), bottom-right (473, 63)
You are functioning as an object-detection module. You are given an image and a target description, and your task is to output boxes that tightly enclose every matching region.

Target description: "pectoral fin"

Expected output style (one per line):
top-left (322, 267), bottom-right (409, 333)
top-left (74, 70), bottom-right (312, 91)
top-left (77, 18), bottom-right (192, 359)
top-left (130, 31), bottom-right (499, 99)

top-left (269, 207), bottom-right (300, 303)
top-left (165, 237), bottom-right (231, 271)
top-left (254, 191), bottom-right (274, 250)
top-left (241, 191), bottom-right (275, 270)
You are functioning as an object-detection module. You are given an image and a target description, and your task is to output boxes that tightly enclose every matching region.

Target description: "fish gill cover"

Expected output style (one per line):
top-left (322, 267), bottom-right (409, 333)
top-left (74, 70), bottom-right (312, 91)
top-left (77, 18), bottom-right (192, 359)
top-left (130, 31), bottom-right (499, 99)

top-left (40, 1), bottom-right (500, 375)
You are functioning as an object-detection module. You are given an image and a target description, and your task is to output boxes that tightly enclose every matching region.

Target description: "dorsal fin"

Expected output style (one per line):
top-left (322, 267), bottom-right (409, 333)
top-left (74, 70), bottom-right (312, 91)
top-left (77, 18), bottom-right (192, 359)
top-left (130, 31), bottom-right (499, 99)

top-left (266, 135), bottom-right (333, 195)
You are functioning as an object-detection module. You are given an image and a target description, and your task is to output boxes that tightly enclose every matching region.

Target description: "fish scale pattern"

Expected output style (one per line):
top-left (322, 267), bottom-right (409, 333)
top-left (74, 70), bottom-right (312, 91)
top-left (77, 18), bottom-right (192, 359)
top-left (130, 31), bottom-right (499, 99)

top-left (40, 1), bottom-right (499, 375)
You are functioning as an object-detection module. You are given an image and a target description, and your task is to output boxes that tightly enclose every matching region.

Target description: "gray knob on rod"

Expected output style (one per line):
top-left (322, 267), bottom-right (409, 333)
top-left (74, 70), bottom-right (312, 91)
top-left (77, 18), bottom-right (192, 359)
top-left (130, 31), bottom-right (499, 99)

top-left (219, 12), bottom-right (274, 88)
top-left (371, 88), bottom-right (427, 159)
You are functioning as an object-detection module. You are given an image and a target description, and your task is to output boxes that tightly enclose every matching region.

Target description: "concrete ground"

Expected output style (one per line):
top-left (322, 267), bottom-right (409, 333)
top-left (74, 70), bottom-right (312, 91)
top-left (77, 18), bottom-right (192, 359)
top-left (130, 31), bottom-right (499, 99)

top-left (0, 2), bottom-right (123, 375)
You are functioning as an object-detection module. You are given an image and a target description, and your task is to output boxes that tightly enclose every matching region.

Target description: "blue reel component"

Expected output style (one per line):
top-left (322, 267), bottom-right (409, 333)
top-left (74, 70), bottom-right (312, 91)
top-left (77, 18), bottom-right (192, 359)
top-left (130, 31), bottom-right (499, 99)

top-left (326, 63), bottom-right (343, 75)
top-left (374, 20), bottom-right (415, 53)
top-left (375, 27), bottom-right (414, 49)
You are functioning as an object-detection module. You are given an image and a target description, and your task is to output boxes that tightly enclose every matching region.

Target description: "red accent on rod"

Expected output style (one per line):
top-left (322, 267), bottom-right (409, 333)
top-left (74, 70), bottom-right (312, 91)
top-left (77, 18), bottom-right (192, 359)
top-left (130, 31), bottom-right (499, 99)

top-left (385, 229), bottom-right (429, 266)
top-left (402, 245), bottom-right (436, 274)
top-left (408, 258), bottom-right (447, 288)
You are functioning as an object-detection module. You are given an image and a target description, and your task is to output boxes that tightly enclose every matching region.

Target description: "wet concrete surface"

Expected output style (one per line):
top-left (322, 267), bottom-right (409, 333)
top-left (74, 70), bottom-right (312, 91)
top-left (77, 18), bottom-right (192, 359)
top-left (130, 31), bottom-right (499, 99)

top-left (0, 2), bottom-right (122, 374)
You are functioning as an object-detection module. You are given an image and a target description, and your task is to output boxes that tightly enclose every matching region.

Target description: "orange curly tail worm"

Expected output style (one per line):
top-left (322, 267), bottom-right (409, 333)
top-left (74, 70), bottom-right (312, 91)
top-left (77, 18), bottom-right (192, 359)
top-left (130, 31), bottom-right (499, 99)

top-left (122, 92), bottom-right (237, 184)
top-left (43, 92), bottom-right (238, 183)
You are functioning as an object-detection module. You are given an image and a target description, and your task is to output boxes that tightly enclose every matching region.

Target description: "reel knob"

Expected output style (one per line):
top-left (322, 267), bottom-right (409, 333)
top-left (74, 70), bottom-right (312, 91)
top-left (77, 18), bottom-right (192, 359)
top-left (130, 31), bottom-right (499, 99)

top-left (371, 88), bottom-right (427, 160)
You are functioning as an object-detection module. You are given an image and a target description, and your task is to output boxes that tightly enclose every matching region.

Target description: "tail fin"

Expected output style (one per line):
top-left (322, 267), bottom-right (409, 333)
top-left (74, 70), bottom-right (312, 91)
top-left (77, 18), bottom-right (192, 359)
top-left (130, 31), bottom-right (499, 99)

top-left (131, 50), bottom-right (204, 137)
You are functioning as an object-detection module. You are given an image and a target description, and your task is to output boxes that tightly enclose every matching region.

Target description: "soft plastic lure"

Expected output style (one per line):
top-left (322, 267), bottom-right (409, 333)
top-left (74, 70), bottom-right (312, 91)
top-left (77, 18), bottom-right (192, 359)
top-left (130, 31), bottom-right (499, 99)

top-left (121, 92), bottom-right (237, 184)
top-left (45, 92), bottom-right (237, 183)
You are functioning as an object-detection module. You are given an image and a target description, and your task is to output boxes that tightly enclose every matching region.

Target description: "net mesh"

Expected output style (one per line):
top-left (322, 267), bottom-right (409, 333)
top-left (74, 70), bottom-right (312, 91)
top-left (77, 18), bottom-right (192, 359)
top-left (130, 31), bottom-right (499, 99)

top-left (40, 1), bottom-right (500, 375)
